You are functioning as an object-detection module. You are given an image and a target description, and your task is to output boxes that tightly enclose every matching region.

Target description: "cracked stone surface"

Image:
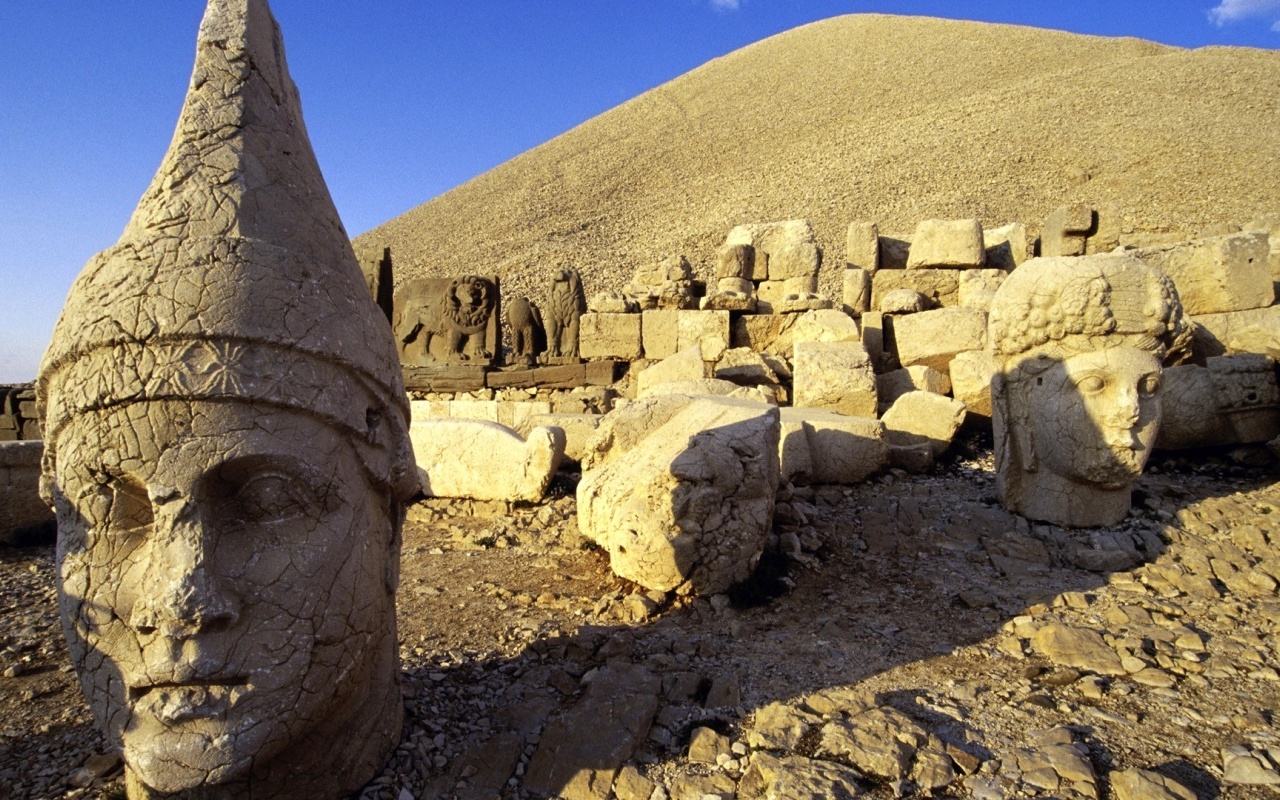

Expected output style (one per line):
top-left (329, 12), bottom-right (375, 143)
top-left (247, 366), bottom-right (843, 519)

top-left (33, 0), bottom-right (416, 796)
top-left (988, 254), bottom-right (1190, 527)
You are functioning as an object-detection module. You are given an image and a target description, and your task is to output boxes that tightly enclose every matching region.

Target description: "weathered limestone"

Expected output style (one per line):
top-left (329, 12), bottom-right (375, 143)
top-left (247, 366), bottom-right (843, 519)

top-left (641, 309), bottom-right (679, 360)
top-left (880, 288), bottom-right (931, 315)
top-left (892, 307), bottom-right (988, 374)
top-left (791, 309), bottom-right (860, 352)
top-left (506, 297), bottom-right (545, 365)
top-left (411, 419), bottom-right (564, 503)
top-left (842, 268), bottom-right (871, 315)
top-left (1136, 232), bottom-right (1273, 315)
top-left (546, 268), bottom-right (587, 360)
top-left (1189, 305), bottom-right (1280, 358)
top-left (717, 243), bottom-right (756, 280)
top-left (577, 396), bottom-right (780, 595)
top-left (677, 310), bottom-right (730, 361)
top-left (522, 413), bottom-right (602, 464)
top-left (877, 366), bottom-right (951, 413)
top-left (36, 1), bottom-right (417, 796)
top-left (636, 346), bottom-right (707, 397)
top-left (1041, 203), bottom-right (1093, 257)
top-left (985, 222), bottom-right (1029, 270)
top-left (393, 275), bottom-right (500, 365)
top-left (1157, 355), bottom-right (1280, 450)
top-left (725, 220), bottom-right (821, 281)
top-left (0, 441), bottom-right (53, 545)
top-left (627, 255), bottom-right (698, 310)
top-left (581, 313), bottom-right (644, 360)
top-left (906, 219), bottom-right (986, 268)
top-left (1111, 768), bottom-right (1197, 800)
top-left (958, 269), bottom-right (1009, 312)
top-left (882, 391), bottom-right (968, 457)
top-left (731, 314), bottom-right (800, 358)
top-left (792, 341), bottom-right (879, 418)
top-left (872, 268), bottom-right (960, 310)
top-left (860, 312), bottom-right (888, 370)
top-left (949, 350), bottom-right (997, 419)
top-left (588, 291), bottom-right (641, 314)
top-left (989, 254), bottom-right (1188, 527)
top-left (845, 221), bottom-right (880, 273)
top-left (779, 408), bottom-right (888, 485)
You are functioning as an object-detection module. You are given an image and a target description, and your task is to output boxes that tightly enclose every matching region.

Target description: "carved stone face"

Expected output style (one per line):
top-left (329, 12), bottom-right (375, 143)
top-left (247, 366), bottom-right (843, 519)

top-left (1017, 346), bottom-right (1163, 489)
top-left (51, 400), bottom-right (397, 794)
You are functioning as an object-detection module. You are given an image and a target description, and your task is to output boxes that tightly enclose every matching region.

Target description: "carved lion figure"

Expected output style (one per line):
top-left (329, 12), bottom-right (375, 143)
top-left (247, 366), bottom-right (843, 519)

top-left (394, 275), bottom-right (498, 363)
top-left (546, 268), bottom-right (586, 360)
top-left (506, 297), bottom-right (545, 365)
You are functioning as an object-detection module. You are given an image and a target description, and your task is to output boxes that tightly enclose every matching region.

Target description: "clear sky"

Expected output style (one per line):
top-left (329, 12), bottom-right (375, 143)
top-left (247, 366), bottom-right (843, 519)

top-left (1, 0), bottom-right (1277, 383)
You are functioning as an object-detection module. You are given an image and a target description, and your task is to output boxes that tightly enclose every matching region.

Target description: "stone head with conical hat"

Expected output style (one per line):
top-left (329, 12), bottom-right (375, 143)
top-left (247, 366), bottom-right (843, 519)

top-left (988, 252), bottom-right (1188, 528)
top-left (37, 1), bottom-right (415, 796)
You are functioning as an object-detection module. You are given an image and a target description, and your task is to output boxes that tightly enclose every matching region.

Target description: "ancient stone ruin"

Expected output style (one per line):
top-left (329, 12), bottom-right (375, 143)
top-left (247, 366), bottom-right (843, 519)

top-left (34, 0), bottom-right (417, 796)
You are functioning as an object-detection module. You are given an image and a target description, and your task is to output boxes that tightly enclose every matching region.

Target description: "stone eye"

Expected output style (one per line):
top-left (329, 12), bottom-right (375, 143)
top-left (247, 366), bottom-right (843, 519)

top-left (232, 474), bottom-right (312, 524)
top-left (1139, 374), bottom-right (1160, 395)
top-left (1077, 375), bottom-right (1106, 394)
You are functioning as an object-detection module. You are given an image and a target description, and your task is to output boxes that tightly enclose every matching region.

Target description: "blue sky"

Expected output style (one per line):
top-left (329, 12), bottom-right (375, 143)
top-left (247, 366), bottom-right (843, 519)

top-left (1, 1), bottom-right (1278, 383)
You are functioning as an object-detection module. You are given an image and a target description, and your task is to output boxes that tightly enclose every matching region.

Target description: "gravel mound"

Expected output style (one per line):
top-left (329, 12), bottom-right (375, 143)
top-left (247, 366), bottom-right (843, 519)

top-left (356, 14), bottom-right (1280, 310)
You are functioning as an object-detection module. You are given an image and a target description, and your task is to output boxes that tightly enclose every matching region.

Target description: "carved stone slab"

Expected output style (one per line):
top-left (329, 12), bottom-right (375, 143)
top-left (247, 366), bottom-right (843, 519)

top-left (393, 275), bottom-right (501, 366)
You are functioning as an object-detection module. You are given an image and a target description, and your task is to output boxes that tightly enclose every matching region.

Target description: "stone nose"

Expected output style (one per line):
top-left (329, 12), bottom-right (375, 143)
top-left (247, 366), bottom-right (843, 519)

top-left (1112, 384), bottom-right (1142, 427)
top-left (129, 495), bottom-right (239, 639)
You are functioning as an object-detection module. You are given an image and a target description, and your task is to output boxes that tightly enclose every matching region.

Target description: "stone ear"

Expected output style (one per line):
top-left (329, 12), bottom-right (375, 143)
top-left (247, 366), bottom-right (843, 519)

top-left (993, 373), bottom-right (1037, 473)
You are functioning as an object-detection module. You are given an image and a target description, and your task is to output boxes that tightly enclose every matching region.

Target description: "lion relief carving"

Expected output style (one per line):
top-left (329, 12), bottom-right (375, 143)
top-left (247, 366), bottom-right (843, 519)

top-left (393, 275), bottom-right (499, 365)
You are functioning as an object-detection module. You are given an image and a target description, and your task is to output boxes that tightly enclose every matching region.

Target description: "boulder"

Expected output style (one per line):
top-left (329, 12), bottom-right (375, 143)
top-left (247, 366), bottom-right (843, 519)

top-left (845, 221), bottom-right (880, 273)
top-left (581, 313), bottom-right (643, 360)
top-left (793, 341), bottom-right (879, 418)
top-left (1110, 768), bottom-right (1197, 800)
top-left (881, 391), bottom-right (967, 457)
top-left (879, 288), bottom-right (931, 315)
top-left (412, 419), bottom-right (564, 503)
top-left (577, 397), bottom-right (781, 595)
top-left (715, 348), bottom-right (787, 389)
top-left (636, 346), bottom-right (707, 397)
top-left (1137, 232), bottom-right (1273, 315)
top-left (892, 307), bottom-right (988, 374)
top-left (779, 408), bottom-right (888, 485)
top-left (731, 314), bottom-right (800, 358)
top-left (907, 219), bottom-right (986, 268)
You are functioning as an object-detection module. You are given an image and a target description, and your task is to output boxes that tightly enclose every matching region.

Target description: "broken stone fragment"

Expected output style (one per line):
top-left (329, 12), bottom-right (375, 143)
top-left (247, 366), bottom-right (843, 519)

top-left (779, 407), bottom-right (888, 485)
top-left (577, 396), bottom-right (780, 595)
top-left (792, 341), bottom-right (879, 418)
top-left (882, 391), bottom-right (967, 457)
top-left (580, 312), bottom-right (644, 360)
top-left (1110, 767), bottom-right (1198, 800)
top-left (411, 418), bottom-right (564, 503)
top-left (907, 218), bottom-right (986, 269)
top-left (846, 220), bottom-right (880, 273)
top-left (1041, 203), bottom-right (1094, 257)
top-left (1135, 232), bottom-right (1273, 316)
top-left (636, 345), bottom-right (708, 397)
top-left (892, 306), bottom-right (987, 374)
top-left (1030, 623), bottom-right (1126, 676)
top-left (873, 268), bottom-right (959, 310)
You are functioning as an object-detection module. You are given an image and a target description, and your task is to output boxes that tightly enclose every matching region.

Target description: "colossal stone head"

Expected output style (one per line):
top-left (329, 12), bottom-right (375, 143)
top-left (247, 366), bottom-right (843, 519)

top-left (988, 253), bottom-right (1188, 527)
top-left (36, 1), bottom-right (417, 797)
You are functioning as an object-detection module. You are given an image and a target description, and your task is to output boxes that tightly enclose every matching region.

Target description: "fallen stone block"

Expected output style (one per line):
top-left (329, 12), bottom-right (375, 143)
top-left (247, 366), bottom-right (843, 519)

top-left (985, 222), bottom-right (1029, 270)
top-left (846, 221), bottom-right (880, 273)
top-left (861, 312), bottom-right (887, 371)
top-left (785, 276), bottom-right (818, 295)
top-left (411, 418), bottom-right (564, 503)
top-left (581, 312), bottom-right (643, 360)
top-left (889, 442), bottom-right (934, 473)
top-left (843, 268), bottom-right (871, 315)
top-left (881, 391), bottom-right (967, 457)
top-left (791, 308), bottom-right (860, 352)
top-left (1041, 203), bottom-right (1093, 257)
top-left (522, 413), bottom-right (603, 464)
top-left (949, 350), bottom-right (996, 418)
top-left (577, 396), bottom-right (780, 594)
top-left (892, 307), bottom-right (987, 374)
top-left (779, 407), bottom-right (888, 485)
top-left (774, 293), bottom-right (834, 314)
top-left (1190, 305), bottom-right (1280, 358)
top-left (1084, 203), bottom-right (1122, 254)
top-left (793, 341), bottom-right (878, 418)
top-left (877, 366), bottom-right (951, 413)
top-left (872, 268), bottom-right (959, 310)
top-left (907, 219), bottom-right (986, 268)
top-left (731, 313), bottom-right (800, 358)
top-left (716, 243), bottom-right (756, 280)
top-left (497, 401), bottom-right (553, 432)
top-left (1157, 354), bottom-right (1280, 450)
top-left (715, 348), bottom-right (787, 387)
top-left (589, 291), bottom-right (641, 314)
top-left (636, 345), bottom-right (707, 397)
top-left (0, 441), bottom-right (53, 545)
top-left (1137, 232), bottom-right (1273, 315)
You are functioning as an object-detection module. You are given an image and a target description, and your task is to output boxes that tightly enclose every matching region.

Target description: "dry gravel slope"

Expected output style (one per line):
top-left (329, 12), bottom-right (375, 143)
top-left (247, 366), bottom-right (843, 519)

top-left (357, 13), bottom-right (1280, 307)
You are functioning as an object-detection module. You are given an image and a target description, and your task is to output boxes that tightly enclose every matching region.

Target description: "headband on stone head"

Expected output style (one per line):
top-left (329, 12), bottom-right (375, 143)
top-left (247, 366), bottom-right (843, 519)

top-left (988, 253), bottom-right (1190, 370)
top-left (37, 0), bottom-right (416, 503)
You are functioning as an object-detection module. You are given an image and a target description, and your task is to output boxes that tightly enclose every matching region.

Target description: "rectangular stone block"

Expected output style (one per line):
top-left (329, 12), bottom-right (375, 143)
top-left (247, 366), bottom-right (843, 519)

top-left (642, 309), bottom-right (679, 361)
top-left (891, 307), bottom-right (987, 374)
top-left (0, 441), bottom-right (53, 544)
top-left (581, 312), bottom-right (643, 360)
top-left (784, 276), bottom-right (818, 294)
top-left (730, 314), bottom-right (799, 358)
top-left (984, 222), bottom-right (1028, 270)
top-left (716, 244), bottom-right (756, 280)
top-left (1137, 232), bottom-right (1273, 315)
top-left (1042, 203), bottom-right (1093, 257)
top-left (871, 268), bottom-right (960, 311)
top-left (861, 311), bottom-right (887, 371)
top-left (843, 268), bottom-right (871, 316)
top-left (409, 400), bottom-right (451, 420)
top-left (877, 366), bottom-right (951, 414)
top-left (677, 310), bottom-right (730, 360)
top-left (846, 221), bottom-right (880, 273)
top-left (1189, 305), bottom-right (1280, 358)
top-left (779, 407), bottom-right (887, 485)
top-left (907, 219), bottom-right (986, 268)
top-left (497, 401), bottom-right (553, 432)
top-left (756, 280), bottom-right (788, 314)
top-left (949, 350), bottom-right (995, 419)
top-left (878, 235), bottom-right (912, 270)
top-left (792, 341), bottom-right (878, 417)
top-left (724, 220), bottom-right (819, 281)
top-left (449, 400), bottom-right (500, 422)
top-left (1157, 354), bottom-right (1280, 450)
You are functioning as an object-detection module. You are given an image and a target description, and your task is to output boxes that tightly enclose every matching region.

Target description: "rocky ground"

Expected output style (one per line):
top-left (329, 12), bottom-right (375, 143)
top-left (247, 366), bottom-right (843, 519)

top-left (3, 439), bottom-right (1280, 799)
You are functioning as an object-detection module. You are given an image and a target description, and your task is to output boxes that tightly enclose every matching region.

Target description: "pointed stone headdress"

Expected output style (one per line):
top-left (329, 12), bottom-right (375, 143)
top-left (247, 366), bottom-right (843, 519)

top-left (38, 0), bottom-right (415, 500)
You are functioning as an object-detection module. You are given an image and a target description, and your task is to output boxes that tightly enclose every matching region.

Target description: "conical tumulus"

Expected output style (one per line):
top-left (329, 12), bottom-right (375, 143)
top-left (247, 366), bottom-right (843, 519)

top-left (39, 0), bottom-right (414, 500)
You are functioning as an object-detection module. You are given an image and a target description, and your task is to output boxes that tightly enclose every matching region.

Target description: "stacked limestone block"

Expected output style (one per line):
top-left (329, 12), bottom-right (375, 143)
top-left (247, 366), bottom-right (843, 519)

top-left (723, 220), bottom-right (830, 314)
top-left (626, 254), bottom-right (701, 311)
